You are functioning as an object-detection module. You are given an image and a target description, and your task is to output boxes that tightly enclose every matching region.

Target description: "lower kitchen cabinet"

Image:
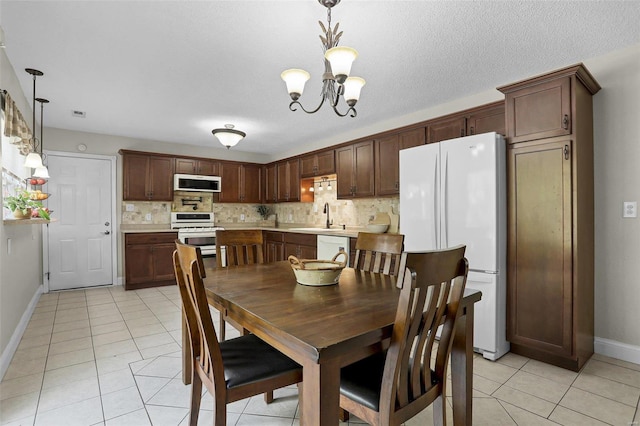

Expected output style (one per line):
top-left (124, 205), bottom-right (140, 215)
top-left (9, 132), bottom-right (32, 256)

top-left (285, 233), bottom-right (317, 259)
top-left (264, 231), bottom-right (285, 262)
top-left (125, 232), bottom-right (178, 290)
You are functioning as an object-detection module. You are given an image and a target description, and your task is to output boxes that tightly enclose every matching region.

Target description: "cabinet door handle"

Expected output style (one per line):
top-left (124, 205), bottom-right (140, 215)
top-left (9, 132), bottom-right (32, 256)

top-left (564, 144), bottom-right (570, 160)
top-left (460, 128), bottom-right (465, 137)
top-left (470, 126), bottom-right (475, 135)
top-left (395, 182), bottom-right (399, 190)
top-left (563, 114), bottom-right (569, 130)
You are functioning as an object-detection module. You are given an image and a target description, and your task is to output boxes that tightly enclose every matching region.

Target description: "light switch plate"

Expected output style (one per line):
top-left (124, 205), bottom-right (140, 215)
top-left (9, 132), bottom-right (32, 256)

top-left (623, 201), bottom-right (637, 218)
top-left (240, 214), bottom-right (245, 221)
top-left (145, 213), bottom-right (152, 221)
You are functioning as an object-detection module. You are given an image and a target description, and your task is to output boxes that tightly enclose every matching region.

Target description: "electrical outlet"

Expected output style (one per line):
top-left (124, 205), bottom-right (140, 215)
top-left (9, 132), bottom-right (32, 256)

top-left (313, 204), bottom-right (318, 213)
top-left (125, 204), bottom-right (134, 212)
top-left (145, 213), bottom-right (152, 221)
top-left (240, 214), bottom-right (245, 221)
top-left (623, 201), bottom-right (637, 218)
top-left (288, 214), bottom-right (293, 221)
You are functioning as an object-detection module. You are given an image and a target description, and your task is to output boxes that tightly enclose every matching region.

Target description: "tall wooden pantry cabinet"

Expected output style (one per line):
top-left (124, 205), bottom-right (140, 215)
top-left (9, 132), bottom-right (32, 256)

top-left (498, 64), bottom-right (601, 371)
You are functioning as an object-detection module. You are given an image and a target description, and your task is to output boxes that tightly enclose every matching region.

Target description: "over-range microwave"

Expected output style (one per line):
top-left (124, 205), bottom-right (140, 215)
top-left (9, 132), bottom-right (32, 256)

top-left (174, 174), bottom-right (222, 192)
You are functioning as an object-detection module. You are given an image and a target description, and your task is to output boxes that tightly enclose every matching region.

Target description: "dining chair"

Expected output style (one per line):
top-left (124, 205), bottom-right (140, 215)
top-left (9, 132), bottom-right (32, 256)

top-left (215, 229), bottom-right (264, 341)
top-left (173, 240), bottom-right (303, 426)
top-left (339, 245), bottom-right (469, 426)
top-left (353, 232), bottom-right (405, 276)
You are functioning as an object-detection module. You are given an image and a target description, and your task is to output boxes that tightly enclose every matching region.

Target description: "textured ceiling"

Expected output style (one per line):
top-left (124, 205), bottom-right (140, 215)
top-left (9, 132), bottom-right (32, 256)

top-left (1, 1), bottom-right (639, 158)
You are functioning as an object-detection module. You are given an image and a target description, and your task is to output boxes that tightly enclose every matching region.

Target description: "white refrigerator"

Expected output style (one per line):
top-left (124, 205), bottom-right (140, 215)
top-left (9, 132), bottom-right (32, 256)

top-left (399, 132), bottom-right (509, 360)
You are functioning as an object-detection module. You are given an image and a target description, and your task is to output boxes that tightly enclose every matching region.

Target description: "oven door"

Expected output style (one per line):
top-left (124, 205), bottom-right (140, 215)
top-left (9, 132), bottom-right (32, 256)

top-left (178, 231), bottom-right (217, 256)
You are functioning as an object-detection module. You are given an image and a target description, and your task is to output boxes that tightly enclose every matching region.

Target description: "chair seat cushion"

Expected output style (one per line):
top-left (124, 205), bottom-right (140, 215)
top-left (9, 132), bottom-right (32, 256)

top-left (221, 333), bottom-right (301, 389)
top-left (340, 351), bottom-right (387, 411)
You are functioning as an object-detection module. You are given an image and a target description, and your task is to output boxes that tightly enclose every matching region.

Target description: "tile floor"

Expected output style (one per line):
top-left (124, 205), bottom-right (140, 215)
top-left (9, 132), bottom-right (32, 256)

top-left (1, 285), bottom-right (639, 426)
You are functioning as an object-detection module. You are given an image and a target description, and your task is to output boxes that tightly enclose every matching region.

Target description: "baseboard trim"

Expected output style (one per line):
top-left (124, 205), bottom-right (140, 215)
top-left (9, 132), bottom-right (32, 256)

top-left (0, 285), bottom-right (43, 380)
top-left (594, 336), bottom-right (640, 365)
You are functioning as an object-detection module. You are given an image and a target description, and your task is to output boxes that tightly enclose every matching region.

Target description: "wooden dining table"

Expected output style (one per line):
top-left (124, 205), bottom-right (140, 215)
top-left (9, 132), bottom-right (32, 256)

top-left (184, 260), bottom-right (480, 426)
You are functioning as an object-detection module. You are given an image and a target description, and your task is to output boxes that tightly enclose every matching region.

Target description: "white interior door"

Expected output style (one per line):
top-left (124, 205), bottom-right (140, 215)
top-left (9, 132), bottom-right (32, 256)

top-left (45, 152), bottom-right (116, 291)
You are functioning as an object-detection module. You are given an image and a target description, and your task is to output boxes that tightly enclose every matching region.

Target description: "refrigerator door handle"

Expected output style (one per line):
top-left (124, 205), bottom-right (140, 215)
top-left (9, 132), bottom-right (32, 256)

top-left (434, 154), bottom-right (440, 248)
top-left (442, 151), bottom-right (448, 248)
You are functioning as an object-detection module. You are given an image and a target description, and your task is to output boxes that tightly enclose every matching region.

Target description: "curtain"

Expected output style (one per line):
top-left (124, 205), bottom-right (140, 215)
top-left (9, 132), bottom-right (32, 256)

top-left (1, 91), bottom-right (33, 155)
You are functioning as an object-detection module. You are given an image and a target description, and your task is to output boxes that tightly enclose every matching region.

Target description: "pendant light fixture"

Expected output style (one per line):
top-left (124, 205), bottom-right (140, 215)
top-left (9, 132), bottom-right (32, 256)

top-left (33, 97), bottom-right (50, 179)
top-left (281, 0), bottom-right (365, 117)
top-left (212, 124), bottom-right (246, 149)
top-left (23, 68), bottom-right (44, 169)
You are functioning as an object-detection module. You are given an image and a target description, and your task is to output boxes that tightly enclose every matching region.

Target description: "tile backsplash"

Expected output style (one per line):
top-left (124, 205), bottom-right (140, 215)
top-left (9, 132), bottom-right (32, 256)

top-left (121, 187), bottom-right (399, 227)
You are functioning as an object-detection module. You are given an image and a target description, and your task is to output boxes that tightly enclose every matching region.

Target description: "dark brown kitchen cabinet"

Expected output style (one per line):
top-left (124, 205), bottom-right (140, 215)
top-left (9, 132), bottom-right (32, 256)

top-left (122, 151), bottom-right (174, 201)
top-left (336, 141), bottom-right (375, 199)
top-left (300, 150), bottom-right (335, 177)
top-left (374, 127), bottom-right (426, 196)
top-left (285, 233), bottom-right (317, 259)
top-left (124, 232), bottom-right (178, 290)
top-left (175, 158), bottom-right (219, 176)
top-left (263, 164), bottom-right (277, 203)
top-left (499, 63), bottom-right (600, 371)
top-left (505, 77), bottom-right (571, 144)
top-left (426, 116), bottom-right (466, 144)
top-left (264, 231), bottom-right (285, 263)
top-left (219, 162), bottom-right (262, 203)
top-left (277, 159), bottom-right (300, 202)
top-left (467, 103), bottom-right (506, 137)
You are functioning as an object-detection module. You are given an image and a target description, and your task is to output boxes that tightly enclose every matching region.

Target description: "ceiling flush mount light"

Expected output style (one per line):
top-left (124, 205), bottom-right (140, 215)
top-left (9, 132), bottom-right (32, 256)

top-left (23, 68), bottom-right (44, 169)
top-left (212, 124), bottom-right (246, 149)
top-left (281, 0), bottom-right (365, 118)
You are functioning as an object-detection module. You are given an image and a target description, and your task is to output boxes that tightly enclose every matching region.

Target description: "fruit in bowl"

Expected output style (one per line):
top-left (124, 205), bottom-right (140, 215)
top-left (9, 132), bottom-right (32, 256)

top-left (31, 208), bottom-right (52, 218)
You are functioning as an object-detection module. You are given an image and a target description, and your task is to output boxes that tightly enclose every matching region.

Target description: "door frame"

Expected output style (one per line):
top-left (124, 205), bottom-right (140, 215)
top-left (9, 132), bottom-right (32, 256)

top-left (42, 150), bottom-right (117, 293)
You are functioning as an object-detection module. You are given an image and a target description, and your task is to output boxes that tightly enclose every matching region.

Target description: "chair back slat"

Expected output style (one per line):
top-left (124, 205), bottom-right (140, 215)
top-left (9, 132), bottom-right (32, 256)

top-left (378, 245), bottom-right (468, 420)
top-left (216, 229), bottom-right (264, 268)
top-left (174, 241), bottom-right (226, 394)
top-left (353, 232), bottom-right (404, 276)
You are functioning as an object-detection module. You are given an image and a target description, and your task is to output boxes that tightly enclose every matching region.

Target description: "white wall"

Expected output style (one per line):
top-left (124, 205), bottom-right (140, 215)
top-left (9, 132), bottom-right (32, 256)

top-left (586, 45), bottom-right (640, 355)
top-left (0, 47), bottom-right (43, 371)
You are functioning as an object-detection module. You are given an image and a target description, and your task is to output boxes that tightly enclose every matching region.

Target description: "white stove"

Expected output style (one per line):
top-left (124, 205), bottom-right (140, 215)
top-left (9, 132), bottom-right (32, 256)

top-left (171, 212), bottom-right (224, 257)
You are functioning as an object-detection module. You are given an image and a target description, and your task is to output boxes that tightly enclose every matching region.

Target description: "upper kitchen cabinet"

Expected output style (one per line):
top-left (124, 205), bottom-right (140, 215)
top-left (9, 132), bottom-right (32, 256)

top-left (336, 141), bottom-right (375, 199)
top-left (426, 102), bottom-right (505, 144)
top-left (426, 116), bottom-right (466, 144)
top-left (504, 77), bottom-right (572, 143)
top-left (499, 63), bottom-right (600, 371)
top-left (375, 128), bottom-right (426, 196)
top-left (277, 159), bottom-right (300, 202)
top-left (466, 102), bottom-right (506, 137)
top-left (263, 163), bottom-right (278, 203)
top-left (175, 158), bottom-right (219, 176)
top-left (300, 150), bottom-right (335, 177)
top-left (219, 162), bottom-right (262, 203)
top-left (121, 150), bottom-right (174, 201)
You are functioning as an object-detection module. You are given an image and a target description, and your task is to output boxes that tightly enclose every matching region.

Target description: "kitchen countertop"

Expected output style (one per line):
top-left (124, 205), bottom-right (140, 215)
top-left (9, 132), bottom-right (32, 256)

top-left (119, 223), bottom-right (365, 238)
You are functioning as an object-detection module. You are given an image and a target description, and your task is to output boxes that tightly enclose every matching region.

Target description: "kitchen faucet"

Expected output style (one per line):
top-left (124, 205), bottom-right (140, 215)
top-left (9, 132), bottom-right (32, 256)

top-left (323, 202), bottom-right (332, 229)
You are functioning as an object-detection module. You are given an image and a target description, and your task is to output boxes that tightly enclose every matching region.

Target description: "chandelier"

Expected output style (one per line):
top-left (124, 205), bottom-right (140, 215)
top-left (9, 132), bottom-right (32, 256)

top-left (281, 0), bottom-right (365, 118)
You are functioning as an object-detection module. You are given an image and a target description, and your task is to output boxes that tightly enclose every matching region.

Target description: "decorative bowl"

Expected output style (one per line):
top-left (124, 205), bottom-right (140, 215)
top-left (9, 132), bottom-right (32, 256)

top-left (366, 223), bottom-right (389, 233)
top-left (288, 249), bottom-right (348, 286)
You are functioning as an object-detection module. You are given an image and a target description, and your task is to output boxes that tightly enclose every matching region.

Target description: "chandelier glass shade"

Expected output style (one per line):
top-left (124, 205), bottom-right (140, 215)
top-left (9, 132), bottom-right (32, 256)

top-left (212, 124), bottom-right (246, 149)
top-left (281, 0), bottom-right (365, 117)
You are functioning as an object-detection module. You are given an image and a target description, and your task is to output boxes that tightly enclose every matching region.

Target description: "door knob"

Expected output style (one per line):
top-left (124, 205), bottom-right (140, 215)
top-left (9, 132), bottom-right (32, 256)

top-left (103, 230), bottom-right (110, 235)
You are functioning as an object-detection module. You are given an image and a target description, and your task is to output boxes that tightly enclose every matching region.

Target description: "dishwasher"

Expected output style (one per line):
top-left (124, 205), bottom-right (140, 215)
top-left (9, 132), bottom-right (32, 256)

top-left (317, 235), bottom-right (350, 266)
